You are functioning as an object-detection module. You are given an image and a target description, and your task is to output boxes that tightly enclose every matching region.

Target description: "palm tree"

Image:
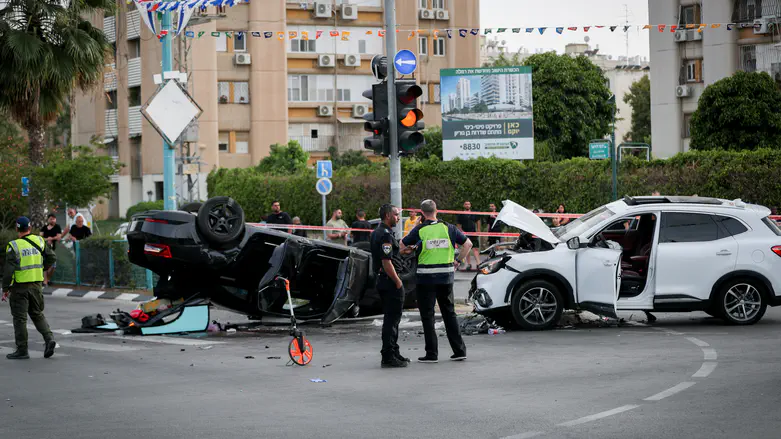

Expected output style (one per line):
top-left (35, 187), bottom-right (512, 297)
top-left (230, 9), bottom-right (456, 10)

top-left (0, 0), bottom-right (113, 226)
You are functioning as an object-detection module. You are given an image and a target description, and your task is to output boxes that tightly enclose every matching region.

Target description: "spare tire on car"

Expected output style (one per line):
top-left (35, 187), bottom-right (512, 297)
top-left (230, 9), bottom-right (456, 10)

top-left (196, 196), bottom-right (245, 246)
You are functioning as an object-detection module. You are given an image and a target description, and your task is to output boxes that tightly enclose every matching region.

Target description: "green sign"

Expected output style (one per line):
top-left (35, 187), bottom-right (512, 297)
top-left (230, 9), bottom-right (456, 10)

top-left (589, 140), bottom-right (611, 160)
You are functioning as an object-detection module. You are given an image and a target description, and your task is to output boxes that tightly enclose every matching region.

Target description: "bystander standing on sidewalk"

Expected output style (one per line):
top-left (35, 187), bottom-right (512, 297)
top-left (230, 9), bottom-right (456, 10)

top-left (326, 209), bottom-right (348, 245)
top-left (291, 217), bottom-right (307, 238)
top-left (456, 201), bottom-right (481, 271)
top-left (64, 215), bottom-right (91, 242)
top-left (403, 210), bottom-right (420, 237)
top-left (350, 209), bottom-right (372, 245)
top-left (265, 201), bottom-right (292, 234)
top-left (39, 214), bottom-right (62, 287)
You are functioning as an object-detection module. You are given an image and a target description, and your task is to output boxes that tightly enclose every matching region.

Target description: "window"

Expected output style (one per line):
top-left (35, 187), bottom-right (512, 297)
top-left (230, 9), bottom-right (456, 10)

top-left (736, 0), bottom-right (760, 22)
top-left (358, 40), bottom-right (367, 54)
top-left (128, 87), bottom-right (141, 107)
top-left (218, 132), bottom-right (229, 152)
top-left (685, 59), bottom-right (702, 83)
top-left (419, 0), bottom-right (427, 7)
top-left (683, 113), bottom-right (693, 138)
top-left (106, 140), bottom-right (118, 158)
top-left (741, 45), bottom-right (757, 72)
top-left (290, 38), bottom-right (316, 53)
top-left (420, 84), bottom-right (429, 103)
top-left (679, 4), bottom-right (701, 26)
top-left (433, 84), bottom-right (441, 103)
top-left (127, 39), bottom-right (140, 58)
top-left (216, 34), bottom-right (227, 52)
top-left (336, 89), bottom-right (351, 101)
top-left (217, 81), bottom-right (249, 103)
top-left (714, 216), bottom-right (749, 238)
top-left (432, 0), bottom-right (446, 8)
top-left (762, 217), bottom-right (781, 236)
top-left (433, 37), bottom-right (446, 56)
top-left (660, 213), bottom-right (719, 243)
top-left (234, 35), bottom-right (246, 52)
top-left (419, 36), bottom-right (428, 55)
top-left (218, 82), bottom-right (230, 103)
top-left (106, 90), bottom-right (117, 107)
top-left (289, 75), bottom-right (312, 101)
top-left (235, 131), bottom-right (249, 154)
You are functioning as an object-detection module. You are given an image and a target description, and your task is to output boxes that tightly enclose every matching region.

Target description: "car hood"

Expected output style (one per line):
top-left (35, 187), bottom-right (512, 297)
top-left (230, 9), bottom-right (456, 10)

top-left (495, 200), bottom-right (561, 245)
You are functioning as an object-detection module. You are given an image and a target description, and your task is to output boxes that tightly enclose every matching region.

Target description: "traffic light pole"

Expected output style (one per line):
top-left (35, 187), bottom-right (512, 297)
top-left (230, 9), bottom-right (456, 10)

top-left (384, 0), bottom-right (402, 237)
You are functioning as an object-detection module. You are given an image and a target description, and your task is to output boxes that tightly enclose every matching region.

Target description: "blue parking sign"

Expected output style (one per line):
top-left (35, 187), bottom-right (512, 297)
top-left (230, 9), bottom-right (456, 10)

top-left (21, 177), bottom-right (29, 197)
top-left (316, 160), bottom-right (333, 179)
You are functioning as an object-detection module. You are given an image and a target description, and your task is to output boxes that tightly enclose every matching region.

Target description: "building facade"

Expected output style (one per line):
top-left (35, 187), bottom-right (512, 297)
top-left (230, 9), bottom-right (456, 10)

top-left (73, 0), bottom-right (480, 219)
top-left (649, 0), bottom-right (781, 158)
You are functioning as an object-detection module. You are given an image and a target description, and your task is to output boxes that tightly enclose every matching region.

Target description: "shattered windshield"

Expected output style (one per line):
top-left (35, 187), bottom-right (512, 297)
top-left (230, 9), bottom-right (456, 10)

top-left (552, 206), bottom-right (615, 241)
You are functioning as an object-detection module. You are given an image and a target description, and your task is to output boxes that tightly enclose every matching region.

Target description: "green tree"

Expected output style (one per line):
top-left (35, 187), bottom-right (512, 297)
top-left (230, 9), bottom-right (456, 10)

top-left (690, 71), bottom-right (781, 151)
top-left (256, 140), bottom-right (309, 175)
top-left (328, 147), bottom-right (371, 167)
top-left (484, 51), bottom-right (525, 68)
top-left (411, 126), bottom-right (443, 160)
top-left (623, 74), bottom-right (651, 144)
top-left (0, 0), bottom-right (113, 227)
top-left (490, 52), bottom-right (615, 159)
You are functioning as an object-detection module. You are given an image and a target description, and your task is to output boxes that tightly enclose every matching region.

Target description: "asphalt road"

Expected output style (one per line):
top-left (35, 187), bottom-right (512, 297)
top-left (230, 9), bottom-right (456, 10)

top-left (1, 296), bottom-right (781, 439)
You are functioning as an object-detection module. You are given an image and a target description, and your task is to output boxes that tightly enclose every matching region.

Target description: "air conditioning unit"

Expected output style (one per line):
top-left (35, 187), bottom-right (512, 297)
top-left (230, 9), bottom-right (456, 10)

top-left (754, 17), bottom-right (771, 34)
top-left (341, 4), bottom-right (357, 20)
top-left (674, 29), bottom-right (688, 42)
top-left (313, 2), bottom-right (331, 18)
top-left (352, 104), bottom-right (368, 118)
top-left (318, 54), bottom-right (335, 67)
top-left (419, 8), bottom-right (434, 19)
top-left (317, 105), bottom-right (333, 117)
top-left (233, 53), bottom-right (251, 65)
top-left (676, 85), bottom-right (692, 98)
top-left (435, 9), bottom-right (449, 20)
top-left (691, 30), bottom-right (703, 41)
top-left (344, 53), bottom-right (361, 67)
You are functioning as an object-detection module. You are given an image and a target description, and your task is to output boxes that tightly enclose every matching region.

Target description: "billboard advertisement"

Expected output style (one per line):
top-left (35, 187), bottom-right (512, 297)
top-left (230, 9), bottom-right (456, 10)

top-left (440, 66), bottom-right (534, 161)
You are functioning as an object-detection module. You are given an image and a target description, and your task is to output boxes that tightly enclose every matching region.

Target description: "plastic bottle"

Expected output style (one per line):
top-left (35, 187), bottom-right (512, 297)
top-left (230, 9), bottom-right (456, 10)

top-left (488, 328), bottom-right (505, 335)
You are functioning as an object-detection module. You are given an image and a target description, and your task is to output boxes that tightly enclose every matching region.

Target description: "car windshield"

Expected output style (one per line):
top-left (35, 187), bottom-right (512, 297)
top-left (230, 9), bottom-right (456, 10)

top-left (553, 206), bottom-right (615, 241)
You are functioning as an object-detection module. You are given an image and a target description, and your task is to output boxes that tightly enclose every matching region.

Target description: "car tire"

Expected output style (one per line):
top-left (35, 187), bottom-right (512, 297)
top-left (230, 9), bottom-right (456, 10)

top-left (196, 196), bottom-right (246, 246)
top-left (180, 202), bottom-right (202, 213)
top-left (714, 278), bottom-right (767, 326)
top-left (511, 279), bottom-right (564, 331)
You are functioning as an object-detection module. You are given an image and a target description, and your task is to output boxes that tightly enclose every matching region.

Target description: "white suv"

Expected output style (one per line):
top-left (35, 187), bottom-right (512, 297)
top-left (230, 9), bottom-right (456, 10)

top-left (469, 196), bottom-right (781, 330)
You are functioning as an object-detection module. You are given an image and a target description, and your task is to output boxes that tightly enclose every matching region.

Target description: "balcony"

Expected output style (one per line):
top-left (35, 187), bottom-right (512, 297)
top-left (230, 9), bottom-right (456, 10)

top-left (104, 63), bottom-right (117, 91)
top-left (128, 57), bottom-right (141, 88)
top-left (127, 10), bottom-right (140, 39)
top-left (105, 109), bottom-right (118, 137)
top-left (103, 16), bottom-right (116, 43)
top-left (289, 135), bottom-right (364, 152)
top-left (129, 106), bottom-right (142, 136)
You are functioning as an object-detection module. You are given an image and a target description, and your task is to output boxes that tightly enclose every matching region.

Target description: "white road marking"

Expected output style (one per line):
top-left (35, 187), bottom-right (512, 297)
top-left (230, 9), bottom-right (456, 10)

top-left (644, 382), bottom-right (696, 401)
top-left (53, 329), bottom-right (72, 335)
top-left (82, 291), bottom-right (104, 299)
top-left (702, 348), bottom-right (718, 361)
top-left (107, 335), bottom-right (224, 346)
top-left (685, 337), bottom-right (710, 347)
top-left (693, 362), bottom-right (718, 378)
top-left (4, 323), bottom-right (12, 327)
top-left (557, 405), bottom-right (640, 427)
top-left (114, 293), bottom-right (139, 301)
top-left (51, 288), bottom-right (71, 297)
top-left (500, 432), bottom-right (545, 439)
top-left (0, 320), bottom-right (7, 324)
top-left (56, 340), bottom-right (140, 352)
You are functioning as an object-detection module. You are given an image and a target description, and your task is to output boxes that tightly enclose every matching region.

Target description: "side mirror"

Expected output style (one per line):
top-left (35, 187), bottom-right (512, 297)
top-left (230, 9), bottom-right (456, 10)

top-left (567, 237), bottom-right (580, 250)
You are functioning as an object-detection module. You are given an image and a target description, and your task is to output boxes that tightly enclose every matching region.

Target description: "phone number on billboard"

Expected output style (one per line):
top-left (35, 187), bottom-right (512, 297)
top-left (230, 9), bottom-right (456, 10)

top-left (460, 143), bottom-right (481, 151)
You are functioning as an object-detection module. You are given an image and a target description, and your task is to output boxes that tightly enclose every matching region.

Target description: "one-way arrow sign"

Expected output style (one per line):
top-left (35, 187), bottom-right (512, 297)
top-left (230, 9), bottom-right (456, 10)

top-left (394, 49), bottom-right (417, 75)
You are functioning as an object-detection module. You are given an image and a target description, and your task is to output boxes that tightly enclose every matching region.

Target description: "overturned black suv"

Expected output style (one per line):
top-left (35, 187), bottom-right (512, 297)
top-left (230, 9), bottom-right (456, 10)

top-left (127, 197), bottom-right (417, 324)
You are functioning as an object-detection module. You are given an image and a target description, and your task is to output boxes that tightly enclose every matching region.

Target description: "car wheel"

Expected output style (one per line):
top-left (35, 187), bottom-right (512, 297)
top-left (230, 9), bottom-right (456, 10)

top-left (715, 278), bottom-right (767, 325)
top-left (180, 202), bottom-right (202, 213)
top-left (511, 280), bottom-right (564, 331)
top-left (196, 196), bottom-right (245, 246)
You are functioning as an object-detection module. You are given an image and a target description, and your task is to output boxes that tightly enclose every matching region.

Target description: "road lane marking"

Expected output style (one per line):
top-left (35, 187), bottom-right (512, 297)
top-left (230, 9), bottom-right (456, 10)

top-left (51, 288), bottom-right (71, 297)
top-left (501, 432), bottom-right (545, 439)
top-left (107, 335), bottom-right (224, 346)
top-left (53, 329), bottom-right (72, 335)
top-left (557, 405), bottom-right (640, 427)
top-left (693, 362), bottom-right (718, 378)
top-left (643, 382), bottom-right (696, 401)
top-left (0, 320), bottom-right (7, 324)
top-left (685, 337), bottom-right (709, 347)
top-left (115, 293), bottom-right (139, 301)
top-left (702, 348), bottom-right (718, 360)
top-left (82, 291), bottom-right (105, 299)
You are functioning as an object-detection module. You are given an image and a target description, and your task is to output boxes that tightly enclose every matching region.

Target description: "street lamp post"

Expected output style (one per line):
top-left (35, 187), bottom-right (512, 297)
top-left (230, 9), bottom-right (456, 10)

top-left (609, 94), bottom-right (617, 201)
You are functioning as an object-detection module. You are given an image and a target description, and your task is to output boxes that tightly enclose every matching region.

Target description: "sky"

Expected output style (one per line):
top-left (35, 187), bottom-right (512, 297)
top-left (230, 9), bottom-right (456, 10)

top-left (480, 0), bottom-right (650, 60)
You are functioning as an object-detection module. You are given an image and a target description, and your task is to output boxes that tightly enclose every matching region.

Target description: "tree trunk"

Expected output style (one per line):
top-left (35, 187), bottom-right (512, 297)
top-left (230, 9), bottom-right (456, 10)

top-left (27, 123), bottom-right (46, 229)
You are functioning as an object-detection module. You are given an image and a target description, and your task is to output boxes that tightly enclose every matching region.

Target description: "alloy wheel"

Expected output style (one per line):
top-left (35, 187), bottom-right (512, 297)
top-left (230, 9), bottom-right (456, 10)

top-left (518, 287), bottom-right (558, 325)
top-left (723, 283), bottom-right (762, 323)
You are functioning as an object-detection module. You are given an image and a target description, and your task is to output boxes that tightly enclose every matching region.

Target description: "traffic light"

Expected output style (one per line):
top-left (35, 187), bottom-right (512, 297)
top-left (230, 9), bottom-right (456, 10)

top-left (362, 83), bottom-right (389, 156)
top-left (394, 79), bottom-right (425, 155)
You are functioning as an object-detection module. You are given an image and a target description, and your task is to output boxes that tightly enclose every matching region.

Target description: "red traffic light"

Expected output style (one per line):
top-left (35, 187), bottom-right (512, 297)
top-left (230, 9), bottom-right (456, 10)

top-left (397, 84), bottom-right (423, 105)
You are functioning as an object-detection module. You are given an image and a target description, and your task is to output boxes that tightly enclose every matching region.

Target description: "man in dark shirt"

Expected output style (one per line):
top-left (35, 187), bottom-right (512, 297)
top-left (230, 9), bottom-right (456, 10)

top-left (350, 209), bottom-right (372, 245)
top-left (369, 204), bottom-right (410, 368)
top-left (66, 216), bottom-right (92, 241)
top-left (40, 214), bottom-right (62, 286)
top-left (266, 201), bottom-right (292, 234)
top-left (456, 200), bottom-right (481, 271)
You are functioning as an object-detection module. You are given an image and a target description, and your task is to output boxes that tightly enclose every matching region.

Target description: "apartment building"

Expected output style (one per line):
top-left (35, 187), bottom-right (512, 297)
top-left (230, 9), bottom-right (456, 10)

top-left (72, 0), bottom-right (480, 219)
top-left (649, 0), bottom-right (781, 158)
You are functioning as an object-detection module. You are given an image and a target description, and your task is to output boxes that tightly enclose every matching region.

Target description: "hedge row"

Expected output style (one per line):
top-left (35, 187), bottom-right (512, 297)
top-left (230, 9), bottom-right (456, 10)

top-left (206, 149), bottom-right (781, 226)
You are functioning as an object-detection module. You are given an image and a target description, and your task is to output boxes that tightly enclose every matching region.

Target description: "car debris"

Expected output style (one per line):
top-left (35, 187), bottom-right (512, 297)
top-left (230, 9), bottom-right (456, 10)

top-left (267, 356), bottom-right (281, 359)
top-left (310, 378), bottom-right (327, 383)
top-left (245, 355), bottom-right (255, 359)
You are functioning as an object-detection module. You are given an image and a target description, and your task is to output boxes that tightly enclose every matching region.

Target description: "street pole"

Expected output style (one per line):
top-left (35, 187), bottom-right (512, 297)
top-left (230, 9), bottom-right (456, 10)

top-left (610, 96), bottom-right (618, 201)
top-left (322, 195), bottom-right (327, 241)
top-left (161, 12), bottom-right (176, 211)
top-left (384, 0), bottom-right (402, 238)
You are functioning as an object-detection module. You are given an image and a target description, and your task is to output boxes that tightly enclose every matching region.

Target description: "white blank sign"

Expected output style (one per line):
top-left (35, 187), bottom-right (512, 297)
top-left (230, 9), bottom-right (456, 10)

top-left (143, 81), bottom-right (202, 144)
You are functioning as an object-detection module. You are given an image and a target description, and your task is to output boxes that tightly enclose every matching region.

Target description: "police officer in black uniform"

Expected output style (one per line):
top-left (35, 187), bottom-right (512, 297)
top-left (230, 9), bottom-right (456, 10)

top-left (369, 204), bottom-right (411, 368)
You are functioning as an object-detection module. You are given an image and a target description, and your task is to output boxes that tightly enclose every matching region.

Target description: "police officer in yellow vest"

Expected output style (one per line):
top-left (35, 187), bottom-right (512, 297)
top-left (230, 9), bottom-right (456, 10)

top-left (401, 200), bottom-right (472, 363)
top-left (1, 216), bottom-right (57, 360)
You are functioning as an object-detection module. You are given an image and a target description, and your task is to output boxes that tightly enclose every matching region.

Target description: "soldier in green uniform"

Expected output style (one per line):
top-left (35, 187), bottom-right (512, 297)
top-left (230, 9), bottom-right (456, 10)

top-left (1, 216), bottom-right (58, 360)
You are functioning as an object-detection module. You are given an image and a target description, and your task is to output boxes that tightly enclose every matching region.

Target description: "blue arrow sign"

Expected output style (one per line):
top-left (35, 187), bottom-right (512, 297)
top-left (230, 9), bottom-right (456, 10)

top-left (316, 160), bottom-right (333, 179)
top-left (21, 177), bottom-right (29, 197)
top-left (316, 178), bottom-right (333, 196)
top-left (394, 49), bottom-right (417, 75)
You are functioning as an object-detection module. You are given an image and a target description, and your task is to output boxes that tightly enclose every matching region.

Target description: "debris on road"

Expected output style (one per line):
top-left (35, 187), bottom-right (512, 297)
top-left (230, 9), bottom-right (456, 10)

top-left (322, 364), bottom-right (332, 368)
top-left (245, 355), bottom-right (255, 359)
top-left (267, 356), bottom-right (281, 359)
top-left (310, 378), bottom-right (327, 383)
top-left (459, 314), bottom-right (503, 335)
top-left (488, 328), bottom-right (505, 335)
top-left (198, 346), bottom-right (213, 350)
top-left (227, 329), bottom-right (237, 333)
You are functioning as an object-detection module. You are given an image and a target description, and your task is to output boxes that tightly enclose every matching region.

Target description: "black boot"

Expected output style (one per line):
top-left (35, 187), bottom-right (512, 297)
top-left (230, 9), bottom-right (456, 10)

top-left (381, 356), bottom-right (409, 368)
top-left (394, 351), bottom-right (410, 362)
top-left (6, 349), bottom-right (30, 360)
top-left (44, 340), bottom-right (56, 359)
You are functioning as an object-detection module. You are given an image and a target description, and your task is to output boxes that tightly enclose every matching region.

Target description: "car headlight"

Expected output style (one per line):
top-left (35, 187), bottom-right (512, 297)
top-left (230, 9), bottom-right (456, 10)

top-left (479, 256), bottom-right (509, 275)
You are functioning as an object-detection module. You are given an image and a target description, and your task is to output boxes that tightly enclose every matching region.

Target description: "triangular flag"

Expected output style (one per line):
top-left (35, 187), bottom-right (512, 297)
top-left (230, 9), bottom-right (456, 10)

top-left (433, 30), bottom-right (439, 38)
top-left (447, 29), bottom-right (452, 38)
top-left (316, 30), bottom-right (323, 39)
top-left (497, 28), bottom-right (506, 33)
top-left (341, 31), bottom-right (350, 41)
top-left (225, 31), bottom-right (232, 39)
top-left (185, 30), bottom-right (194, 38)
top-left (624, 25), bottom-right (631, 32)
top-left (538, 27), bottom-right (546, 34)
top-left (211, 31), bottom-right (220, 37)
top-left (643, 25), bottom-right (652, 30)
top-left (302, 31), bottom-right (309, 40)
top-left (197, 31), bottom-right (205, 38)
top-left (277, 32), bottom-right (284, 40)
top-left (727, 23), bottom-right (734, 30)
top-left (288, 31), bottom-right (297, 39)
top-left (459, 29), bottom-right (467, 37)
top-left (610, 26), bottom-right (617, 32)
top-left (378, 30), bottom-right (386, 37)
top-left (408, 31), bottom-right (416, 40)
top-left (236, 31), bottom-right (244, 40)
top-left (686, 24), bottom-right (696, 29)
top-left (484, 28), bottom-right (492, 34)
top-left (658, 24), bottom-right (666, 32)
top-left (698, 24), bottom-right (707, 32)
top-left (264, 31), bottom-right (273, 38)
top-left (365, 30), bottom-right (372, 35)
top-left (568, 27), bottom-right (577, 31)
top-left (470, 29), bottom-right (479, 35)
top-left (670, 25), bottom-right (677, 32)
top-left (251, 31), bottom-right (260, 37)
top-left (555, 27), bottom-right (563, 34)
top-left (525, 28), bottom-right (533, 33)
top-left (711, 24), bottom-right (721, 28)
top-left (512, 28), bottom-right (521, 33)
top-left (583, 26), bottom-right (590, 32)
top-left (330, 30), bottom-right (339, 37)
top-left (596, 25), bottom-right (605, 29)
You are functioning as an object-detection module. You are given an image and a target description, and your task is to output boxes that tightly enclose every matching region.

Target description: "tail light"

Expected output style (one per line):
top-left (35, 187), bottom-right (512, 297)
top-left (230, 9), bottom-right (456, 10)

top-left (772, 246), bottom-right (781, 257)
top-left (145, 218), bottom-right (168, 224)
top-left (144, 243), bottom-right (172, 258)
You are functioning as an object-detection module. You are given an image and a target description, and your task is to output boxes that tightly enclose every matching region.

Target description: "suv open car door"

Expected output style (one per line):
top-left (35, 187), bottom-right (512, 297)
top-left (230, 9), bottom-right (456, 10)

top-left (575, 246), bottom-right (621, 318)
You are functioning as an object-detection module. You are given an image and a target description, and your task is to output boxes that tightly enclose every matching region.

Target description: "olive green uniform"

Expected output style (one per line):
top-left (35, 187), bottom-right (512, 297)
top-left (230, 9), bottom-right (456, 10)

top-left (2, 234), bottom-right (57, 352)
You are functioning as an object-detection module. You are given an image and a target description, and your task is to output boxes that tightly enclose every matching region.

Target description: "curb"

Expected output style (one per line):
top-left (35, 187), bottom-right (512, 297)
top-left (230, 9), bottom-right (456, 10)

top-left (43, 286), bottom-right (154, 303)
